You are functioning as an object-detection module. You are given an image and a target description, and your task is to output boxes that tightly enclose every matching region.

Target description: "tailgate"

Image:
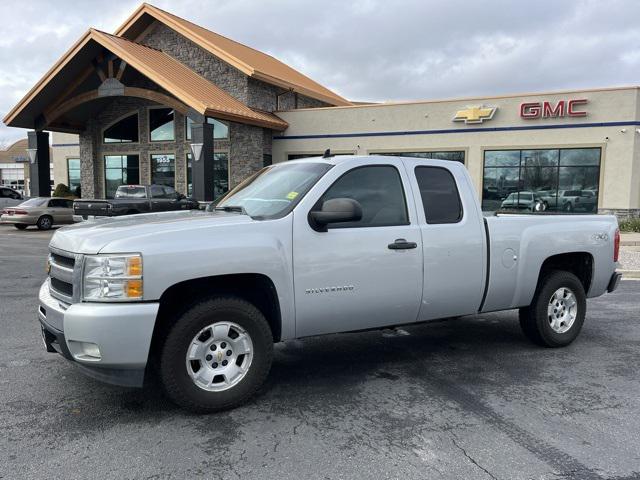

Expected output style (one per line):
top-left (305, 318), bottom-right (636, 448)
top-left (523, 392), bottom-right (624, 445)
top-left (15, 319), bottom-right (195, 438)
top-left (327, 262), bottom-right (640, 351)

top-left (73, 200), bottom-right (112, 217)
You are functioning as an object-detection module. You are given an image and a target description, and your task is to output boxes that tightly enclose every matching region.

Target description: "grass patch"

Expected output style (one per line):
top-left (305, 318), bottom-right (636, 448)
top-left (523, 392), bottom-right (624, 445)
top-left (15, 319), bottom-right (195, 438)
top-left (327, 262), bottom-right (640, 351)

top-left (619, 218), bottom-right (640, 233)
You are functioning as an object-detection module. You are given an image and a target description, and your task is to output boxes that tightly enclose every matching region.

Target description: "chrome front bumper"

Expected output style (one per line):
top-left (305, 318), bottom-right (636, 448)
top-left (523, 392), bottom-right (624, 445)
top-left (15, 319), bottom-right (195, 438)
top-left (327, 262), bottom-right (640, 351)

top-left (38, 280), bottom-right (159, 387)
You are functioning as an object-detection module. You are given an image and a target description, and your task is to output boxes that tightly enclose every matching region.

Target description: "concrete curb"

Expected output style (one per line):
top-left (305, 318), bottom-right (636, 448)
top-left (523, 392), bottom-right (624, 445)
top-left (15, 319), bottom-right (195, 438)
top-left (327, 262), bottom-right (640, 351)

top-left (621, 240), bottom-right (640, 246)
top-left (618, 269), bottom-right (640, 279)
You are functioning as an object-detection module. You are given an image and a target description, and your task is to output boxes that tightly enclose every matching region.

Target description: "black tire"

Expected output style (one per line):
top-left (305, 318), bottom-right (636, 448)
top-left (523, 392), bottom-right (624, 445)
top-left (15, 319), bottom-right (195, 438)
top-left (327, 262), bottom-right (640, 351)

top-left (126, 210), bottom-right (140, 215)
top-left (14, 224), bottom-right (28, 230)
top-left (160, 296), bottom-right (273, 412)
top-left (36, 215), bottom-right (53, 230)
top-left (519, 270), bottom-right (586, 347)
top-left (563, 202), bottom-right (573, 212)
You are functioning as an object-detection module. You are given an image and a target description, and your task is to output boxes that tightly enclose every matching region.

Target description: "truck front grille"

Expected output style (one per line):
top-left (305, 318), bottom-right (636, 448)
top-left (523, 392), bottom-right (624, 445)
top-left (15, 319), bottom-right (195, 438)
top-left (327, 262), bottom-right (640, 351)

top-left (50, 277), bottom-right (73, 297)
top-left (50, 252), bottom-right (75, 269)
top-left (48, 247), bottom-right (81, 304)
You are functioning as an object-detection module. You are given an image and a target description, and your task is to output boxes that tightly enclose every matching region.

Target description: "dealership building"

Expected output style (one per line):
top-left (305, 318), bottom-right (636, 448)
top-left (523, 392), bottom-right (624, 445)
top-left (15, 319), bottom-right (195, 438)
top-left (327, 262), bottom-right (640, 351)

top-left (4, 4), bottom-right (640, 217)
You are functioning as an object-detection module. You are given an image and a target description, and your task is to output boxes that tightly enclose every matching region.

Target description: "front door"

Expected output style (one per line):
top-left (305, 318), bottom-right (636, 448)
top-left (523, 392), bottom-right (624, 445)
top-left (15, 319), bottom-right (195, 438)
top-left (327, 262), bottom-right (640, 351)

top-left (292, 160), bottom-right (423, 337)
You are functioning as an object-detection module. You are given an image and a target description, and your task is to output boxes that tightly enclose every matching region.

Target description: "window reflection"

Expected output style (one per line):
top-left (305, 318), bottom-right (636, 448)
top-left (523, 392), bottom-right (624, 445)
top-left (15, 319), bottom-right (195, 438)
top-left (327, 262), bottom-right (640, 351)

top-left (149, 108), bottom-right (175, 142)
top-left (482, 148), bottom-right (600, 214)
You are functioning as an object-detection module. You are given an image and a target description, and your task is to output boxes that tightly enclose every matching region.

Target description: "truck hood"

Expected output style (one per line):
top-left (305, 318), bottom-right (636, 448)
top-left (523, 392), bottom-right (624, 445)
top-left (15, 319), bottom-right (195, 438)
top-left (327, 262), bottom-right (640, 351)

top-left (50, 210), bottom-right (253, 254)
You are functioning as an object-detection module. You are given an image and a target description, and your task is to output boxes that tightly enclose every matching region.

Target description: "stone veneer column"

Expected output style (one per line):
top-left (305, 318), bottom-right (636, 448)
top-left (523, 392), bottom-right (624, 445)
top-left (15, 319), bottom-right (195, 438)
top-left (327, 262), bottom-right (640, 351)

top-left (79, 123), bottom-right (100, 199)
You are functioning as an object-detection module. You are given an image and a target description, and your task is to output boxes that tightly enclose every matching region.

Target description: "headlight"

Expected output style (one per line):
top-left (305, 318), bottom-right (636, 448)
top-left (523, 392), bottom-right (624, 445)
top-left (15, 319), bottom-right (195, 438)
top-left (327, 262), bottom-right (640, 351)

top-left (82, 254), bottom-right (143, 301)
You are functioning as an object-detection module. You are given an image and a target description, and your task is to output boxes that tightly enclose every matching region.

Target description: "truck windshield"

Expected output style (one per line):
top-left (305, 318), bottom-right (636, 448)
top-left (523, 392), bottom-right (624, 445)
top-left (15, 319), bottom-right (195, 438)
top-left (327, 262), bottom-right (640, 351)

top-left (115, 186), bottom-right (146, 198)
top-left (211, 162), bottom-right (333, 219)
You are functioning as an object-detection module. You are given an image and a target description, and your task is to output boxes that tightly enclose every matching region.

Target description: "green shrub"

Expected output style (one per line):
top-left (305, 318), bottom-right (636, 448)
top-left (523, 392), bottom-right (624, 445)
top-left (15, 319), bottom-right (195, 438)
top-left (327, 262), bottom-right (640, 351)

top-left (52, 183), bottom-right (75, 198)
top-left (619, 218), bottom-right (640, 233)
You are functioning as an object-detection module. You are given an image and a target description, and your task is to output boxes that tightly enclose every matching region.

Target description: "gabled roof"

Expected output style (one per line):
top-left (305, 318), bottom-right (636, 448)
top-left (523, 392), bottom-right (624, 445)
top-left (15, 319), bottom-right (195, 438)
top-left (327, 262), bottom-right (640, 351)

top-left (3, 29), bottom-right (288, 130)
top-left (115, 3), bottom-right (352, 107)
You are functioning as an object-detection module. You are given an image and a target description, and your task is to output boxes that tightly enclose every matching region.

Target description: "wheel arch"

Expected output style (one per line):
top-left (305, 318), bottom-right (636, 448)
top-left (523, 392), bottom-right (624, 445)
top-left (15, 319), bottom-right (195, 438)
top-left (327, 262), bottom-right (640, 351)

top-left (149, 273), bottom-right (282, 361)
top-left (536, 252), bottom-right (594, 295)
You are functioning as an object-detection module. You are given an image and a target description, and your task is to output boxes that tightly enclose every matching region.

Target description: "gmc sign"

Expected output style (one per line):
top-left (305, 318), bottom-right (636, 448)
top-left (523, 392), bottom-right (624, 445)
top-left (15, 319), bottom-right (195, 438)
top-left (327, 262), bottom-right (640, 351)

top-left (520, 99), bottom-right (588, 119)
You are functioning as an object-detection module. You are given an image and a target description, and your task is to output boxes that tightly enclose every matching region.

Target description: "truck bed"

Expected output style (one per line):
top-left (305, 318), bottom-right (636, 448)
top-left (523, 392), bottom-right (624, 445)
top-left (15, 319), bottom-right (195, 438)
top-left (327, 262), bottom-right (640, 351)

top-left (481, 213), bottom-right (618, 313)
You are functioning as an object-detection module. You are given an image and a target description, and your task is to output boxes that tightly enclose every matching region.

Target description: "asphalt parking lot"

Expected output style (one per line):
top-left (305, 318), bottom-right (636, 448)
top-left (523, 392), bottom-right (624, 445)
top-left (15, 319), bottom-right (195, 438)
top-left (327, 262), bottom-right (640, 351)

top-left (1, 224), bottom-right (639, 480)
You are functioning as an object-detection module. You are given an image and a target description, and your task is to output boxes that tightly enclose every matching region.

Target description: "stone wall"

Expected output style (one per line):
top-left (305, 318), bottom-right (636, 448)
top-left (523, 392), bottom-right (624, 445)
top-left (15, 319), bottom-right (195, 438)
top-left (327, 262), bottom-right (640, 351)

top-left (229, 122), bottom-right (267, 187)
top-left (141, 23), bottom-right (249, 103)
top-left (598, 209), bottom-right (640, 220)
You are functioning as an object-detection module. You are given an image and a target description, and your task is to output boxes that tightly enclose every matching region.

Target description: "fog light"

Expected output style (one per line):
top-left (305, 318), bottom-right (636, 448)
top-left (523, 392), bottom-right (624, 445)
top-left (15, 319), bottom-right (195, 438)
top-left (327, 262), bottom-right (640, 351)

top-left (69, 341), bottom-right (102, 360)
top-left (82, 342), bottom-right (101, 358)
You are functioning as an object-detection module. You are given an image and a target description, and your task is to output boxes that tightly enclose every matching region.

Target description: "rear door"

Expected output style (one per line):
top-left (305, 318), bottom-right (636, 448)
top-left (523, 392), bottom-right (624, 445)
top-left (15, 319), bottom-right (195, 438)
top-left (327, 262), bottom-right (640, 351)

top-left (150, 185), bottom-right (171, 211)
top-left (404, 161), bottom-right (486, 320)
top-left (292, 158), bottom-right (423, 337)
top-left (47, 199), bottom-right (68, 223)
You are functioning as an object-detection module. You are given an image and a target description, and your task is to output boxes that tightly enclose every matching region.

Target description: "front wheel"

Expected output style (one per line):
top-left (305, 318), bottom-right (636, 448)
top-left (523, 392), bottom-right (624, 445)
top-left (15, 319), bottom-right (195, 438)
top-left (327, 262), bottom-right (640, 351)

top-left (160, 296), bottom-right (273, 412)
top-left (519, 271), bottom-right (586, 347)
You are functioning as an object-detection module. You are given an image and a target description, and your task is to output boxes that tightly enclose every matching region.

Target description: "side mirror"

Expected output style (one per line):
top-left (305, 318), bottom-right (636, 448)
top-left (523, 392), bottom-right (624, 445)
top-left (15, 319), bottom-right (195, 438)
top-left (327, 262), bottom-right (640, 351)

top-left (309, 198), bottom-right (363, 232)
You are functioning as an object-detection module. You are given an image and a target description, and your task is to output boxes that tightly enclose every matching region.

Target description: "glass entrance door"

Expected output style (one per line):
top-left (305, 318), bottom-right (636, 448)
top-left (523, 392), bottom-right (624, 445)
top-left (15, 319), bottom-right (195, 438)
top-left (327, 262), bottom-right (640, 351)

top-left (104, 155), bottom-right (140, 198)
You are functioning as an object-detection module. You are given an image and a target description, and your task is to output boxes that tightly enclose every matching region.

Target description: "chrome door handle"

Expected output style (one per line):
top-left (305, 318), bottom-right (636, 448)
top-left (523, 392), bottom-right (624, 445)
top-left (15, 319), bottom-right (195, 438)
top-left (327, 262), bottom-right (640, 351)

top-left (388, 238), bottom-right (417, 250)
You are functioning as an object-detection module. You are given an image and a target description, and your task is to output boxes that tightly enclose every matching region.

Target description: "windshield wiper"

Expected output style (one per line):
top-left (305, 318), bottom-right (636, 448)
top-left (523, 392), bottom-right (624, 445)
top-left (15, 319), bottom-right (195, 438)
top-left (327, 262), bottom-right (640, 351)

top-left (214, 205), bottom-right (247, 214)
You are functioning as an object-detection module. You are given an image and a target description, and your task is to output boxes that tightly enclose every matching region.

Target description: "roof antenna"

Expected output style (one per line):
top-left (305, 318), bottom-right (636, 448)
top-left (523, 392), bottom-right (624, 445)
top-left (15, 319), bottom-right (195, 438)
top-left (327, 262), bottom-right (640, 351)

top-left (322, 148), bottom-right (333, 158)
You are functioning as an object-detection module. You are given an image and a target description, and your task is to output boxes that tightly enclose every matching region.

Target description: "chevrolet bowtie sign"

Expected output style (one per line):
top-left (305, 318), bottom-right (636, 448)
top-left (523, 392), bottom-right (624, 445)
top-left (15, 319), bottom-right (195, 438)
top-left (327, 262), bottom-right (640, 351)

top-left (453, 106), bottom-right (497, 124)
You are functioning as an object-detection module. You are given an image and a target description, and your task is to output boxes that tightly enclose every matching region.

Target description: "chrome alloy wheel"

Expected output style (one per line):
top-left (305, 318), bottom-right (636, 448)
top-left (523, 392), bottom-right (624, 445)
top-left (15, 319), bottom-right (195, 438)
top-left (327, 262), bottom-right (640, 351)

top-left (547, 287), bottom-right (578, 334)
top-left (185, 322), bottom-right (253, 392)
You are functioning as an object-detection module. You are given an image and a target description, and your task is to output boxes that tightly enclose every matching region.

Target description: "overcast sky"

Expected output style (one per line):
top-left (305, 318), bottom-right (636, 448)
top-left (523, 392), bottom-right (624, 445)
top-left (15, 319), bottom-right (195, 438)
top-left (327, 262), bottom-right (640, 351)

top-left (1, 0), bottom-right (640, 146)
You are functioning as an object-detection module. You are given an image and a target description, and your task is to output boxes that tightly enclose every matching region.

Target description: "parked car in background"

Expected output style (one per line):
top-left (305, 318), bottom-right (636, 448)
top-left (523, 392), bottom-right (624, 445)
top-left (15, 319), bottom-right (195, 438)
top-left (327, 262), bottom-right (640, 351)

top-left (499, 191), bottom-right (546, 211)
top-left (1, 197), bottom-right (74, 230)
top-left (557, 190), bottom-right (597, 212)
top-left (0, 186), bottom-right (25, 208)
top-left (73, 184), bottom-right (200, 221)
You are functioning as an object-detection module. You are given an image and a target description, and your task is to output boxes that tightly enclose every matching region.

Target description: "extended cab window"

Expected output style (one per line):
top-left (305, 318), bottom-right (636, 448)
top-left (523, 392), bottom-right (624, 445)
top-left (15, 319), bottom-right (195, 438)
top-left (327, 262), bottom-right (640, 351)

top-left (150, 186), bottom-right (165, 198)
top-left (415, 166), bottom-right (463, 224)
top-left (320, 165), bottom-right (408, 228)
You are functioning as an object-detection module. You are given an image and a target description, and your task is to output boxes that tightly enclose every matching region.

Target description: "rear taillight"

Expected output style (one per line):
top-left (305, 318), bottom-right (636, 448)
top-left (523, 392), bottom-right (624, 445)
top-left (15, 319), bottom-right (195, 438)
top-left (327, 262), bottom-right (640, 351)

top-left (12, 209), bottom-right (28, 215)
top-left (614, 228), bottom-right (620, 263)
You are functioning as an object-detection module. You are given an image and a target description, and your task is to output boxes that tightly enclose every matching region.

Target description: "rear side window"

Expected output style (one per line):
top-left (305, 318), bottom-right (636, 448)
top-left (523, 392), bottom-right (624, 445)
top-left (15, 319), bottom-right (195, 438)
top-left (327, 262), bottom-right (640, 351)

top-left (320, 165), bottom-right (408, 228)
top-left (415, 167), bottom-right (463, 224)
top-left (150, 185), bottom-right (165, 198)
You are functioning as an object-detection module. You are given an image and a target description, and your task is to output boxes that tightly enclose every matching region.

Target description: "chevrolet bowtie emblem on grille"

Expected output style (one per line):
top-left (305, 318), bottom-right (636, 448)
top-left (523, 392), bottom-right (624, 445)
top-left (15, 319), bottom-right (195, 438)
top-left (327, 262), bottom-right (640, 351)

top-left (453, 106), bottom-right (497, 124)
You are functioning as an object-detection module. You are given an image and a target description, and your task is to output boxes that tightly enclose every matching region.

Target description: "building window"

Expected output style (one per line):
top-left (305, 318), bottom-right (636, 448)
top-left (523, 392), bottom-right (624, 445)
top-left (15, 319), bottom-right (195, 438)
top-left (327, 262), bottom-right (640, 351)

top-left (103, 113), bottom-right (138, 143)
top-left (214, 153), bottom-right (229, 199)
top-left (149, 108), bottom-right (175, 142)
top-left (185, 117), bottom-right (229, 140)
top-left (151, 154), bottom-right (176, 187)
top-left (372, 151), bottom-right (465, 163)
top-left (185, 152), bottom-right (229, 198)
top-left (482, 148), bottom-right (601, 213)
top-left (67, 158), bottom-right (81, 196)
top-left (104, 155), bottom-right (139, 198)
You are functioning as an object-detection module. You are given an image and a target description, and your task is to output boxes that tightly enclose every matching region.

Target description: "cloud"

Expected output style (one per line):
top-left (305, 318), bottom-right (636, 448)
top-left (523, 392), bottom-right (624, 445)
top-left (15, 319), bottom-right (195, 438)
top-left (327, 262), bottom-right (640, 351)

top-left (1, 0), bottom-right (639, 145)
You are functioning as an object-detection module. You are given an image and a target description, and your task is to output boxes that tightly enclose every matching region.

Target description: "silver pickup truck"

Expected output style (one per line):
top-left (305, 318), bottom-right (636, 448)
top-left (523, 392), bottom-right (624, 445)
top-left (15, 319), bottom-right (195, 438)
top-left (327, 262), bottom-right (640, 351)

top-left (38, 155), bottom-right (621, 412)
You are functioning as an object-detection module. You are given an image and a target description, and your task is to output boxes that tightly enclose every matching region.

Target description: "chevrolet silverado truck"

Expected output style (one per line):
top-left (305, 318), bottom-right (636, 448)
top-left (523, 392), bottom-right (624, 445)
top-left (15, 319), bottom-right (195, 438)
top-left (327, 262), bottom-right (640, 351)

top-left (72, 184), bottom-right (199, 221)
top-left (39, 155), bottom-right (621, 412)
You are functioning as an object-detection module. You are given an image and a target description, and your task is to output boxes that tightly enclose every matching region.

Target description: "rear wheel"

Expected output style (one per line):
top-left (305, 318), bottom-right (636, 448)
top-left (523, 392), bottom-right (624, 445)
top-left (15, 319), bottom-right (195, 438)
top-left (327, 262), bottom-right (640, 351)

top-left (36, 215), bottom-right (53, 230)
top-left (160, 296), bottom-right (273, 412)
top-left (519, 270), bottom-right (586, 347)
top-left (14, 224), bottom-right (28, 230)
